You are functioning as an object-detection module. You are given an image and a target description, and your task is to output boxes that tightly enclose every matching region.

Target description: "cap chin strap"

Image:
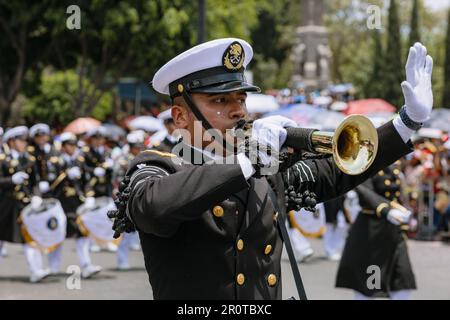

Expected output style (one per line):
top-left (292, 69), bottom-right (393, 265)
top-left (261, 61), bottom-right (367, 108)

top-left (179, 89), bottom-right (236, 154)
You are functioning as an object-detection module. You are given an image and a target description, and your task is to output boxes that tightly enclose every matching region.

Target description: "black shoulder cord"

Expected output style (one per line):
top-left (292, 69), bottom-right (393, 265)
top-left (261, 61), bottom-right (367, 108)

top-left (266, 185), bottom-right (308, 300)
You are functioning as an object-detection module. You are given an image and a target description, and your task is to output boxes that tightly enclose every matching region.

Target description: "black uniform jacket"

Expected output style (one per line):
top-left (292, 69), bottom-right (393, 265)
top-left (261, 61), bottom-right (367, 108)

top-left (0, 151), bottom-right (37, 243)
top-left (126, 120), bottom-right (413, 300)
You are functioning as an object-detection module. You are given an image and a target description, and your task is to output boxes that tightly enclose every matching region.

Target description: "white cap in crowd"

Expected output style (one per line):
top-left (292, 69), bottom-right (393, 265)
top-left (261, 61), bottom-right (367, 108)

top-left (29, 123), bottom-right (50, 138)
top-left (3, 126), bottom-right (28, 142)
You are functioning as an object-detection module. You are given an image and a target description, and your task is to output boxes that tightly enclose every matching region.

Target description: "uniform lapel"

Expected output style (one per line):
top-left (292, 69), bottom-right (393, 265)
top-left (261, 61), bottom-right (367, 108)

top-left (239, 177), bottom-right (275, 234)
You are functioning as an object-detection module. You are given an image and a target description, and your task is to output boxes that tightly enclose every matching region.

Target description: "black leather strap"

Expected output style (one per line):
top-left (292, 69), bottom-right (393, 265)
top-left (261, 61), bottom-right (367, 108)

top-left (267, 184), bottom-right (308, 300)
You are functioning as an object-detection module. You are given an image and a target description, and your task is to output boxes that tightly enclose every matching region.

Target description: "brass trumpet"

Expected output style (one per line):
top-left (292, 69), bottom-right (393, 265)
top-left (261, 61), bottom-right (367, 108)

top-left (307, 114), bottom-right (378, 175)
top-left (236, 114), bottom-right (379, 176)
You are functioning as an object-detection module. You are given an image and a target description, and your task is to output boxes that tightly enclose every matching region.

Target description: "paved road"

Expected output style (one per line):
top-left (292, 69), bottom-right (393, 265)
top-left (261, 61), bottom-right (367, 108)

top-left (0, 238), bottom-right (449, 300)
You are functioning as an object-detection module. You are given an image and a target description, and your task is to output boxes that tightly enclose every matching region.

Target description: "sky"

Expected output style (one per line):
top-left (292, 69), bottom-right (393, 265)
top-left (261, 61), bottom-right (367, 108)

top-left (423, 0), bottom-right (450, 11)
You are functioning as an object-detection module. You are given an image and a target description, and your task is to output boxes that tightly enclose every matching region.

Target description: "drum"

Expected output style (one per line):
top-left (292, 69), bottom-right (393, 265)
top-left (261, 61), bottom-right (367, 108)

top-left (20, 198), bottom-right (67, 252)
top-left (288, 204), bottom-right (326, 238)
top-left (76, 197), bottom-right (116, 242)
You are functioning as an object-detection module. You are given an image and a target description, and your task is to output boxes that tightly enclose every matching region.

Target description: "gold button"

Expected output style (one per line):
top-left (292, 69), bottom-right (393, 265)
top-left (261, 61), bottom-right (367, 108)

top-left (378, 170), bottom-right (384, 176)
top-left (273, 212), bottom-right (279, 221)
top-left (395, 191), bottom-right (401, 197)
top-left (236, 273), bottom-right (245, 285)
top-left (213, 206), bottom-right (224, 217)
top-left (236, 239), bottom-right (244, 251)
top-left (385, 191), bottom-right (391, 197)
top-left (267, 274), bottom-right (277, 286)
top-left (393, 169), bottom-right (400, 175)
top-left (264, 245), bottom-right (272, 255)
top-left (384, 179), bottom-right (391, 186)
top-left (396, 179), bottom-right (401, 185)
top-left (178, 84), bottom-right (184, 93)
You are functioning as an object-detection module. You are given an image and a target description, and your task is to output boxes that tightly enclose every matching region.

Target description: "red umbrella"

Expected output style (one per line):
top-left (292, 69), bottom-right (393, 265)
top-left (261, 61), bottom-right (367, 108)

top-left (63, 117), bottom-right (101, 134)
top-left (344, 99), bottom-right (396, 115)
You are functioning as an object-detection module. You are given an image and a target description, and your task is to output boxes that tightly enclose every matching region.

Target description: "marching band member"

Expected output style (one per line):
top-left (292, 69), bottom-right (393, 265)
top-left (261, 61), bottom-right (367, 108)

top-left (109, 39), bottom-right (432, 299)
top-left (152, 108), bottom-right (179, 152)
top-left (49, 132), bottom-right (102, 278)
top-left (114, 131), bottom-right (146, 270)
top-left (0, 126), bottom-right (50, 283)
top-left (336, 162), bottom-right (416, 299)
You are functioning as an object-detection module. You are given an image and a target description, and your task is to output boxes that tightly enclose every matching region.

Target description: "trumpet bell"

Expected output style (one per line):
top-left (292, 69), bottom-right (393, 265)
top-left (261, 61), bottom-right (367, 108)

top-left (332, 115), bottom-right (378, 175)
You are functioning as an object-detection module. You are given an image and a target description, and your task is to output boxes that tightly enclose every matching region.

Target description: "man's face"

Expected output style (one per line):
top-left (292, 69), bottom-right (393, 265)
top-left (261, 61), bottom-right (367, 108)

top-left (91, 136), bottom-right (105, 148)
top-left (62, 143), bottom-right (76, 156)
top-left (173, 91), bottom-right (248, 151)
top-left (34, 134), bottom-right (49, 146)
top-left (130, 145), bottom-right (143, 156)
top-left (10, 138), bottom-right (27, 153)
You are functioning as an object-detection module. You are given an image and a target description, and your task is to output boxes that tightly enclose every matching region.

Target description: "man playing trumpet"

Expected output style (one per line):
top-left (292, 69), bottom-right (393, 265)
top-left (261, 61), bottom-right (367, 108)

top-left (109, 38), bottom-right (433, 300)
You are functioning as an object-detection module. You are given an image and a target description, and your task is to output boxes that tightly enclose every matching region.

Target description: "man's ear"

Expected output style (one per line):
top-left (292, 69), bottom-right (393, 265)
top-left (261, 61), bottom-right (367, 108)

top-left (171, 104), bottom-right (189, 129)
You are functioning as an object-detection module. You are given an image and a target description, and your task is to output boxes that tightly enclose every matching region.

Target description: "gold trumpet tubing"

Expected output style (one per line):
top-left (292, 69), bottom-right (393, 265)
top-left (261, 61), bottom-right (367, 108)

top-left (311, 131), bottom-right (333, 154)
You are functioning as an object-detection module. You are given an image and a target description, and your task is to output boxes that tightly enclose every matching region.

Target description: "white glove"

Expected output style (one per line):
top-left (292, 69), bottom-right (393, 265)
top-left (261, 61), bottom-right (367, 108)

top-left (387, 208), bottom-right (412, 226)
top-left (252, 116), bottom-right (298, 150)
top-left (30, 196), bottom-right (43, 210)
top-left (402, 42), bottom-right (433, 123)
top-left (251, 116), bottom-right (298, 166)
top-left (93, 167), bottom-right (106, 177)
top-left (11, 172), bottom-right (29, 185)
top-left (38, 181), bottom-right (50, 193)
top-left (67, 166), bottom-right (82, 179)
top-left (84, 197), bottom-right (96, 210)
top-left (104, 158), bottom-right (114, 168)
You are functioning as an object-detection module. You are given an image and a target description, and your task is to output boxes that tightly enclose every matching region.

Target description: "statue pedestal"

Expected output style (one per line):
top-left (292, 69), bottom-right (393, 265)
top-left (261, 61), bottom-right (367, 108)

top-left (291, 0), bottom-right (331, 92)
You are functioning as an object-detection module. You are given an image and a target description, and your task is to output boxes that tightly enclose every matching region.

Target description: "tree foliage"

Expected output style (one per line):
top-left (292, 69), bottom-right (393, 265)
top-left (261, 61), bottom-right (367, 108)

top-left (22, 70), bottom-right (112, 126)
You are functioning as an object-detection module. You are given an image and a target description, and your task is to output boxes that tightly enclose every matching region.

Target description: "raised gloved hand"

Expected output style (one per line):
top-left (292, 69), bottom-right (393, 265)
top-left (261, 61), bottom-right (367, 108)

top-left (93, 167), bottom-right (106, 177)
top-left (104, 158), bottom-right (114, 169)
top-left (12, 172), bottom-right (29, 185)
top-left (84, 196), bottom-right (96, 210)
top-left (38, 181), bottom-right (50, 193)
top-left (30, 196), bottom-right (43, 210)
top-left (67, 166), bottom-right (81, 180)
top-left (387, 208), bottom-right (412, 226)
top-left (402, 42), bottom-right (433, 123)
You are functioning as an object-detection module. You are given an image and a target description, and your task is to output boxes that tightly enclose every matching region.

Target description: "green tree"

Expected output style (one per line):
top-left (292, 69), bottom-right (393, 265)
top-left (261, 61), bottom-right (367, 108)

top-left (443, 10), bottom-right (450, 108)
top-left (0, 1), bottom-right (60, 125)
top-left (22, 70), bottom-right (112, 126)
top-left (409, 0), bottom-right (421, 46)
top-left (382, 0), bottom-right (404, 109)
top-left (364, 30), bottom-right (384, 98)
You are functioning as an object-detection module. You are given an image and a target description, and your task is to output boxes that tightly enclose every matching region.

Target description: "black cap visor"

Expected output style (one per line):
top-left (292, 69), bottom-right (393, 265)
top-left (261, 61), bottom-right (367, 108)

top-left (189, 80), bottom-right (260, 94)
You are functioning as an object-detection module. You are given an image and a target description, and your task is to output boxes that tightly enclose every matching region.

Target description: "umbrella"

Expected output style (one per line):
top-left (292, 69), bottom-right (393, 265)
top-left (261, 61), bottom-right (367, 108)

top-left (329, 101), bottom-right (348, 111)
top-left (245, 94), bottom-right (280, 114)
top-left (313, 96), bottom-right (332, 106)
top-left (425, 108), bottom-right (450, 131)
top-left (102, 123), bottom-right (126, 140)
top-left (328, 83), bottom-right (353, 94)
top-left (344, 99), bottom-right (396, 115)
top-left (417, 128), bottom-right (443, 139)
top-left (63, 117), bottom-right (101, 135)
top-left (127, 116), bottom-right (164, 132)
top-left (264, 104), bottom-right (344, 130)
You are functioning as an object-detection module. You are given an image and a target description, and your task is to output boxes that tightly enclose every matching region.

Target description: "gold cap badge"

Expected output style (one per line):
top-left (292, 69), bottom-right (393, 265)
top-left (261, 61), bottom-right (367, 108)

top-left (222, 41), bottom-right (245, 71)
